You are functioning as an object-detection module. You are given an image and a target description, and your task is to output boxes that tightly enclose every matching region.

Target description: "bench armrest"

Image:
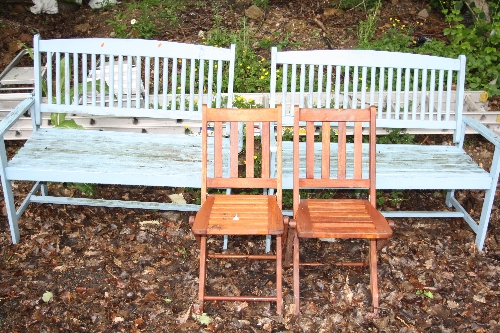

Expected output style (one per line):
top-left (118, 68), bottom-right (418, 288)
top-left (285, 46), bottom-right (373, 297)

top-left (462, 115), bottom-right (500, 149)
top-left (0, 98), bottom-right (34, 138)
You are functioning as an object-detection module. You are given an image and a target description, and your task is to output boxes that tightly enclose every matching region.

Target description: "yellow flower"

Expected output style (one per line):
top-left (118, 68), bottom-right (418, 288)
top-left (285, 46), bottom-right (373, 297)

top-left (253, 155), bottom-right (257, 159)
top-left (402, 25), bottom-right (406, 28)
top-left (260, 76), bottom-right (265, 79)
top-left (265, 72), bottom-right (269, 75)
top-left (276, 69), bottom-right (280, 73)
top-left (393, 24), bottom-right (396, 27)
top-left (178, 59), bottom-right (182, 63)
top-left (244, 160), bottom-right (246, 164)
top-left (248, 99), bottom-right (253, 103)
top-left (413, 40), bottom-right (417, 44)
top-left (214, 64), bottom-right (218, 69)
top-left (177, 86), bottom-right (181, 90)
top-left (185, 126), bottom-right (189, 129)
top-left (246, 66), bottom-right (250, 69)
top-left (239, 63), bottom-right (243, 66)
top-left (261, 57), bottom-right (265, 62)
top-left (390, 17), bottom-right (393, 21)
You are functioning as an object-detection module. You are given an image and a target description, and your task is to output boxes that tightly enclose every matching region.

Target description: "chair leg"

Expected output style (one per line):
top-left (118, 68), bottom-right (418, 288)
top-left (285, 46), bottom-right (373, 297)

top-left (369, 239), bottom-right (379, 314)
top-left (293, 230), bottom-right (300, 315)
top-left (276, 235), bottom-right (283, 315)
top-left (189, 216), bottom-right (201, 247)
top-left (197, 235), bottom-right (208, 314)
top-left (284, 219), bottom-right (296, 267)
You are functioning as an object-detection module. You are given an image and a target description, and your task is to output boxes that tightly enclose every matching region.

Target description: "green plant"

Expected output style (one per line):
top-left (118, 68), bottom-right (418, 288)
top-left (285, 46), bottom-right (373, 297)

top-left (252, 0), bottom-right (269, 7)
top-left (416, 289), bottom-right (434, 298)
top-left (377, 129), bottom-right (415, 144)
top-left (443, 0), bottom-right (500, 95)
top-left (357, 0), bottom-right (381, 45)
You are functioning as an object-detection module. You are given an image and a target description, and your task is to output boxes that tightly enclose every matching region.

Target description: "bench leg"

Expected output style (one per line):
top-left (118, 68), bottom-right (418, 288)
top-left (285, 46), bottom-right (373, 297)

top-left (40, 182), bottom-right (48, 196)
top-left (476, 146), bottom-right (500, 251)
top-left (0, 141), bottom-right (20, 243)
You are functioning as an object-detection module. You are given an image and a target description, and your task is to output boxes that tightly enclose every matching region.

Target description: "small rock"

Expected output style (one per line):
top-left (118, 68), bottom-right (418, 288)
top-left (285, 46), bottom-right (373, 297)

top-left (19, 34), bottom-right (33, 44)
top-left (417, 8), bottom-right (429, 19)
top-left (74, 23), bottom-right (91, 34)
top-left (284, 19), bottom-right (306, 33)
top-left (13, 4), bottom-right (27, 13)
top-left (245, 5), bottom-right (264, 20)
top-left (136, 230), bottom-right (148, 243)
top-left (324, 8), bottom-right (343, 17)
top-left (160, 211), bottom-right (181, 222)
top-left (296, 316), bottom-right (315, 332)
top-left (401, 280), bottom-right (415, 292)
top-left (8, 41), bottom-right (22, 53)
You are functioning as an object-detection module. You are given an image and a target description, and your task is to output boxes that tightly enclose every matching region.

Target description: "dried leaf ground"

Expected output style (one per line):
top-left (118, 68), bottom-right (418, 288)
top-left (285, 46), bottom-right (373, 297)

top-left (1, 1), bottom-right (500, 331)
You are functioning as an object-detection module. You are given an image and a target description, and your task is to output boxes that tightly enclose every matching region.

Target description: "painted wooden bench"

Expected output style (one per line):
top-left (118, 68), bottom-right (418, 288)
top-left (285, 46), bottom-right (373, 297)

top-left (269, 47), bottom-right (500, 251)
top-left (0, 35), bottom-right (235, 244)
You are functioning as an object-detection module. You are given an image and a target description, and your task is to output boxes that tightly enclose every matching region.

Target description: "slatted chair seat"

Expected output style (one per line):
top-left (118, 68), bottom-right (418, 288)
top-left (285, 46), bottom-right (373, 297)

top-left (286, 106), bottom-right (393, 315)
top-left (190, 105), bottom-right (285, 315)
top-left (296, 199), bottom-right (392, 238)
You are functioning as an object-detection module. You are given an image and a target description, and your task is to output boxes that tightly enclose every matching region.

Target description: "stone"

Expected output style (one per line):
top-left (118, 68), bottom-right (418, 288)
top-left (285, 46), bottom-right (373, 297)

top-left (284, 19), bottom-right (306, 33)
top-left (8, 41), bottom-right (22, 53)
top-left (417, 8), bottom-right (429, 19)
top-left (19, 33), bottom-right (33, 44)
top-left (160, 211), bottom-right (181, 222)
top-left (74, 23), bottom-right (91, 34)
top-left (245, 5), bottom-right (264, 20)
top-left (323, 8), bottom-right (343, 17)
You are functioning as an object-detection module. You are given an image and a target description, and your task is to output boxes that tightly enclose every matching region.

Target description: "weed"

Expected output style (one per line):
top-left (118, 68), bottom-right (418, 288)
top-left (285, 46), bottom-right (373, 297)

top-left (357, 0), bottom-right (381, 45)
top-left (377, 129), bottom-right (415, 144)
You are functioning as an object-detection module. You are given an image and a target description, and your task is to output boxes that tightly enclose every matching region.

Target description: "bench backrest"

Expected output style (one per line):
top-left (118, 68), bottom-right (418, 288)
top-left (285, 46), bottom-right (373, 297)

top-left (270, 48), bottom-right (466, 142)
top-left (33, 35), bottom-right (235, 126)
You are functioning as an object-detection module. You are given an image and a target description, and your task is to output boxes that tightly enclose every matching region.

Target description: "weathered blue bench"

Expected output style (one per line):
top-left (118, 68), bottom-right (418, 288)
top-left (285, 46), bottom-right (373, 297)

top-left (0, 35), bottom-right (235, 244)
top-left (269, 47), bottom-right (500, 251)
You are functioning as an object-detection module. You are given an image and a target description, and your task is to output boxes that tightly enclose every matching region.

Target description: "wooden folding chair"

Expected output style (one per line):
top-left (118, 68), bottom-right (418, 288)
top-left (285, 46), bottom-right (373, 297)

top-left (286, 106), bottom-right (393, 315)
top-left (190, 105), bottom-right (286, 314)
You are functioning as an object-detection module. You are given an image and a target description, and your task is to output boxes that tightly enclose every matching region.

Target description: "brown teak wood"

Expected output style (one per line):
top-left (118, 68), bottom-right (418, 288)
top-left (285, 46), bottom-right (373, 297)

top-left (286, 106), bottom-right (394, 316)
top-left (190, 105), bottom-right (285, 315)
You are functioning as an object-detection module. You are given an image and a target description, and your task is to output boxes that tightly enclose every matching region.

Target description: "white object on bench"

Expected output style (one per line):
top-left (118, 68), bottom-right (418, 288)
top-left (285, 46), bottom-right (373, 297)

top-left (0, 35), bottom-right (235, 244)
top-left (270, 47), bottom-right (499, 251)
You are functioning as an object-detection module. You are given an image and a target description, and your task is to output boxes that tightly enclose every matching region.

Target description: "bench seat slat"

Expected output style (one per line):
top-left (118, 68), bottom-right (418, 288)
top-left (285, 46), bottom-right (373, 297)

top-left (6, 130), bottom-right (207, 187)
top-left (280, 142), bottom-right (491, 190)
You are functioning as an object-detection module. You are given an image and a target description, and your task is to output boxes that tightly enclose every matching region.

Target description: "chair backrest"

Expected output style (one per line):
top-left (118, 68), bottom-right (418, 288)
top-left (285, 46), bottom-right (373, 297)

top-left (293, 106), bottom-right (377, 214)
top-left (201, 105), bottom-right (283, 208)
top-left (270, 48), bottom-right (466, 143)
top-left (33, 34), bottom-right (235, 126)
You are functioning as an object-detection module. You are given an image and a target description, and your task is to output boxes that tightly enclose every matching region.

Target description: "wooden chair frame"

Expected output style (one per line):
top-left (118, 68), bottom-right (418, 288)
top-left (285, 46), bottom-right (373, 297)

top-left (286, 105), bottom-right (393, 315)
top-left (190, 104), bottom-right (286, 314)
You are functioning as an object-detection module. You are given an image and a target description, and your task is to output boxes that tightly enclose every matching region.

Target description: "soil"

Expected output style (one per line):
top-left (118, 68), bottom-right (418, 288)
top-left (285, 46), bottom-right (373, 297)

top-left (1, 1), bottom-right (500, 332)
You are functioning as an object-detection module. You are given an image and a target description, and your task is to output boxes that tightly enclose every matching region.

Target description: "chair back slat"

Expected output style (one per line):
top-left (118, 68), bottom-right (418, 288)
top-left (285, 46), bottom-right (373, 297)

top-left (294, 106), bottom-right (377, 213)
top-left (230, 122), bottom-right (239, 178)
top-left (321, 122), bottom-right (330, 179)
top-left (261, 122), bottom-right (270, 178)
top-left (338, 122), bottom-right (346, 180)
top-left (202, 106), bottom-right (282, 206)
top-left (246, 121), bottom-right (255, 178)
top-left (353, 122), bottom-right (363, 179)
top-left (214, 121), bottom-right (223, 178)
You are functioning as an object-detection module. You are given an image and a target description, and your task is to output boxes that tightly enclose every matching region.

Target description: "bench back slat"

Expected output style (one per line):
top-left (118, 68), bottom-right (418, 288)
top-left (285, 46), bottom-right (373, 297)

top-left (270, 48), bottom-right (466, 142)
top-left (33, 35), bottom-right (235, 125)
